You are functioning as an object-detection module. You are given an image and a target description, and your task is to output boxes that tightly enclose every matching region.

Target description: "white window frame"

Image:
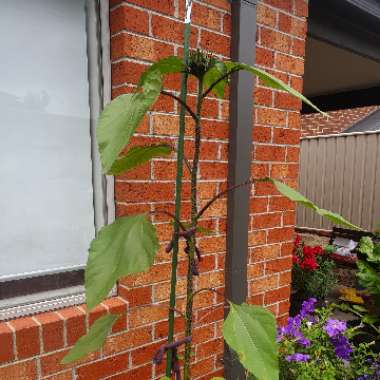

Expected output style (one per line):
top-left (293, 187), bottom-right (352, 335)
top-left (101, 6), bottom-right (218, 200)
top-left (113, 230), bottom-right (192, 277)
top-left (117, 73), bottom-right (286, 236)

top-left (0, 0), bottom-right (114, 321)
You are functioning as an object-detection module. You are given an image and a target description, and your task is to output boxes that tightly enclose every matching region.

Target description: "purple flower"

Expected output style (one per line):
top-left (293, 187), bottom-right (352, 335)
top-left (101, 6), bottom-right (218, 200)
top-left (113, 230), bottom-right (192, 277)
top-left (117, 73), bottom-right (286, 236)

top-left (330, 335), bottom-right (352, 360)
top-left (324, 319), bottom-right (347, 337)
top-left (297, 336), bottom-right (311, 347)
top-left (300, 298), bottom-right (317, 318)
top-left (285, 353), bottom-right (310, 362)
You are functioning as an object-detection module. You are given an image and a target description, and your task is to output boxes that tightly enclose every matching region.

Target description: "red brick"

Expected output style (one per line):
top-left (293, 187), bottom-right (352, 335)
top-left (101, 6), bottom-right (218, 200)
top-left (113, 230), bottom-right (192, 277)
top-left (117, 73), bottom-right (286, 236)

top-left (57, 306), bottom-right (86, 346)
top-left (0, 323), bottom-right (14, 363)
top-left (266, 256), bottom-right (292, 274)
top-left (249, 244), bottom-right (281, 263)
top-left (200, 30), bottom-right (230, 56)
top-left (223, 13), bottom-right (232, 34)
top-left (103, 327), bottom-right (152, 356)
top-left (282, 241), bottom-right (295, 256)
top-left (274, 128), bottom-right (301, 145)
top-left (112, 60), bottom-right (147, 86)
top-left (265, 285), bottom-right (291, 304)
top-left (192, 356), bottom-right (216, 377)
top-left (107, 364), bottom-right (152, 380)
top-left (255, 145), bottom-right (286, 161)
top-left (295, 0), bottom-right (309, 17)
top-left (111, 33), bottom-right (174, 61)
top-left (268, 227), bottom-right (294, 243)
top-left (154, 317), bottom-right (185, 340)
top-left (202, 119), bottom-right (229, 139)
top-left (260, 27), bottom-right (291, 53)
top-left (283, 210), bottom-right (296, 225)
top-left (250, 197), bottom-right (268, 213)
top-left (269, 196), bottom-right (295, 211)
top-left (249, 275), bottom-right (278, 294)
top-left (256, 108), bottom-right (287, 126)
top-left (271, 163), bottom-right (298, 179)
top-left (248, 263), bottom-right (265, 279)
top-left (77, 352), bottom-right (129, 380)
top-left (279, 300), bottom-right (291, 315)
top-left (251, 162), bottom-right (270, 178)
top-left (287, 146), bottom-right (300, 162)
top-left (191, 2), bottom-right (222, 30)
top-left (110, 5), bottom-right (149, 34)
top-left (279, 14), bottom-right (307, 38)
top-left (40, 349), bottom-right (98, 376)
top-left (125, 0), bottom-right (175, 15)
top-left (199, 162), bottom-right (227, 180)
top-left (263, 0), bottom-right (292, 12)
top-left (152, 15), bottom-right (198, 45)
top-left (128, 304), bottom-right (168, 328)
top-left (10, 317), bottom-right (40, 359)
top-left (119, 285), bottom-right (152, 307)
top-left (254, 87), bottom-right (273, 107)
top-left (102, 297), bottom-right (128, 333)
top-left (0, 360), bottom-right (36, 380)
top-left (115, 182), bottom-right (174, 202)
top-left (257, 3), bottom-right (277, 27)
top-left (275, 91), bottom-right (302, 110)
top-left (42, 371), bottom-right (73, 380)
top-left (275, 53), bottom-right (304, 75)
top-left (196, 338), bottom-right (224, 358)
top-left (35, 312), bottom-right (64, 352)
top-left (248, 230), bottom-right (267, 246)
top-left (279, 271), bottom-right (292, 286)
top-left (252, 213), bottom-right (282, 228)
top-left (256, 46), bottom-right (275, 68)
top-left (292, 38), bottom-right (306, 57)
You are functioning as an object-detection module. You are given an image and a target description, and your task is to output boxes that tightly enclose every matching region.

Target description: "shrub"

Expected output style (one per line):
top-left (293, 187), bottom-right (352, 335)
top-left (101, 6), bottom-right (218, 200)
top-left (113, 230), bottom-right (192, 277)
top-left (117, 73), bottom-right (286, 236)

top-left (278, 298), bottom-right (380, 380)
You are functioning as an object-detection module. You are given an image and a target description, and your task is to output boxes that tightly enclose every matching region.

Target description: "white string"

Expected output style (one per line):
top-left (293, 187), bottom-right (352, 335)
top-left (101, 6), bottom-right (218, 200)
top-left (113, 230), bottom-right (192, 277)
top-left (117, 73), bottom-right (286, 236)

top-left (185, 0), bottom-right (193, 23)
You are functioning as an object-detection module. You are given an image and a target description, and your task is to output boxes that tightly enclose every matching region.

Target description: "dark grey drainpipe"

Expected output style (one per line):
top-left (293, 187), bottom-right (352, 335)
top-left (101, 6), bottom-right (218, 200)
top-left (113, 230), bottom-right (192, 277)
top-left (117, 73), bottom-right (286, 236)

top-left (224, 0), bottom-right (257, 379)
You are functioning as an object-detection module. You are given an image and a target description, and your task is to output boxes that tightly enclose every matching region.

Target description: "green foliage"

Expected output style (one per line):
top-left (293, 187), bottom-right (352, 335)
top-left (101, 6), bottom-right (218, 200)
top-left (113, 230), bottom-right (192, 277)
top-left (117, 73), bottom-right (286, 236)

top-left (357, 236), bottom-right (380, 304)
top-left (85, 214), bottom-right (158, 310)
top-left (202, 61), bottom-right (228, 98)
top-left (138, 56), bottom-right (184, 86)
top-left (357, 260), bottom-right (380, 296)
top-left (97, 71), bottom-right (162, 173)
top-left (295, 259), bottom-right (336, 301)
top-left (62, 314), bottom-right (119, 364)
top-left (267, 178), bottom-right (362, 230)
top-left (359, 236), bottom-right (380, 263)
top-left (223, 303), bottom-right (278, 380)
top-left (98, 56), bottom-right (184, 174)
top-left (109, 144), bottom-right (172, 175)
top-left (278, 302), bottom-right (377, 380)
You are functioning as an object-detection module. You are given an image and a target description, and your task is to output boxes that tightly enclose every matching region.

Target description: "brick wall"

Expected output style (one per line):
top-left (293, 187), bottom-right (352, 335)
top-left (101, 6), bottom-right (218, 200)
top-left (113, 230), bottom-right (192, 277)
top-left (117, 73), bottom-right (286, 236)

top-left (301, 105), bottom-right (380, 137)
top-left (0, 1), bottom-right (308, 379)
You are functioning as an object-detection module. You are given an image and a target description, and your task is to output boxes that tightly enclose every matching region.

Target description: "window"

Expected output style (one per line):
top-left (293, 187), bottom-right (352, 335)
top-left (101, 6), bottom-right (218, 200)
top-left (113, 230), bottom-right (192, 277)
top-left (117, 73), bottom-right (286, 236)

top-left (0, 0), bottom-right (113, 320)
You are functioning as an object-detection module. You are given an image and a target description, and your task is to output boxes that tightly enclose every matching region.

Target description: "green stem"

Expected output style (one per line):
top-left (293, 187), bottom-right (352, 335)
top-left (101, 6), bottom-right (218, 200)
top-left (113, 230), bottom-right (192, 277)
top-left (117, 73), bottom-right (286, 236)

top-left (183, 79), bottom-right (203, 380)
top-left (165, 21), bottom-right (191, 376)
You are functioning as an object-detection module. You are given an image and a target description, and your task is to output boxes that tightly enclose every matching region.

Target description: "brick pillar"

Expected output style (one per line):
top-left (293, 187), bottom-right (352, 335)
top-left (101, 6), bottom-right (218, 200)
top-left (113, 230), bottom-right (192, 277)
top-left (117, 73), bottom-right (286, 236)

top-left (248, 0), bottom-right (308, 326)
top-left (0, 1), bottom-right (309, 379)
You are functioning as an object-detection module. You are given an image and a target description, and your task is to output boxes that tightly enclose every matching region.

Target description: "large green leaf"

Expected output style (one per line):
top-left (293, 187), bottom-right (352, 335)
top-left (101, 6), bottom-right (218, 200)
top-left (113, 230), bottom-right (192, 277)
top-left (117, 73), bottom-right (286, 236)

top-left (203, 61), bottom-right (228, 98)
top-left (139, 56), bottom-right (185, 86)
top-left (223, 303), bottom-right (278, 380)
top-left (62, 314), bottom-right (119, 364)
top-left (109, 144), bottom-right (172, 175)
top-left (224, 62), bottom-right (326, 115)
top-left (97, 77), bottom-right (161, 173)
top-left (85, 214), bottom-right (158, 310)
top-left (265, 178), bottom-right (362, 230)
